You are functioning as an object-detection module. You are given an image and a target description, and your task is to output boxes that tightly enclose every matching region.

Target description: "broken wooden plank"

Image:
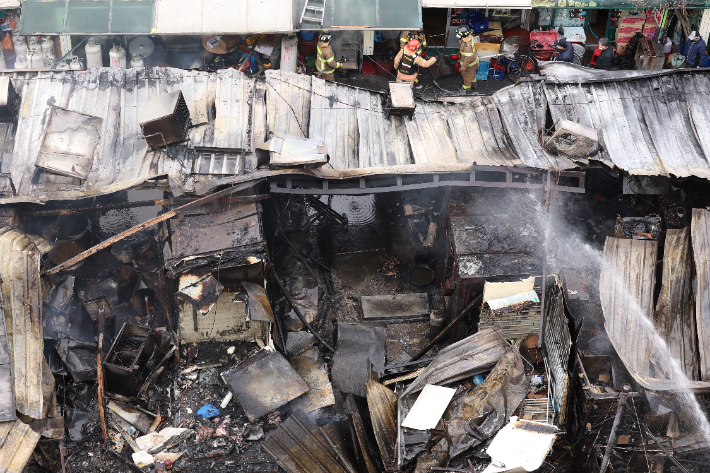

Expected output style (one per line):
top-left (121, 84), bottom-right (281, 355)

top-left (0, 419), bottom-right (41, 472)
top-left (692, 209), bottom-right (710, 381)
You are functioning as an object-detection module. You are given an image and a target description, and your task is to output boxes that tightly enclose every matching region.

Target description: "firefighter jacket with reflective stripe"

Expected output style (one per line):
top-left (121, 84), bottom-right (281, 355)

top-left (459, 38), bottom-right (478, 68)
top-left (316, 42), bottom-right (340, 74)
top-left (399, 31), bottom-right (427, 55)
top-left (394, 49), bottom-right (437, 81)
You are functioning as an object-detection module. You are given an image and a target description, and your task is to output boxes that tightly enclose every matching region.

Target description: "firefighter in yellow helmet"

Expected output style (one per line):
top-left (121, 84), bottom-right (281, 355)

top-left (316, 31), bottom-right (346, 81)
top-left (399, 30), bottom-right (427, 55)
top-left (456, 26), bottom-right (479, 92)
top-left (393, 39), bottom-right (437, 87)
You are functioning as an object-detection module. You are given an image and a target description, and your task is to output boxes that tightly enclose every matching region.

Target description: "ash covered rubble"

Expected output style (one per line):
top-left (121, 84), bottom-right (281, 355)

top-left (3, 178), bottom-right (710, 473)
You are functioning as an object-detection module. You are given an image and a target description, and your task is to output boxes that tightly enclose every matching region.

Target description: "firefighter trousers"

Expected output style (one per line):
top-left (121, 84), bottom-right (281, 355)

top-left (461, 64), bottom-right (477, 89)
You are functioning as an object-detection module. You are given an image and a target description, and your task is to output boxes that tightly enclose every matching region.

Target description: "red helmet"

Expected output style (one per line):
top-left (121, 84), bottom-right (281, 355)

top-left (406, 39), bottom-right (421, 52)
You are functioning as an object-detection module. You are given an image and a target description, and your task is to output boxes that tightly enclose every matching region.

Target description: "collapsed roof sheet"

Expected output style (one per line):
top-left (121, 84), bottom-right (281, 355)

top-left (544, 74), bottom-right (710, 178)
top-left (1, 68), bottom-right (256, 204)
top-left (692, 209), bottom-right (710, 381)
top-left (600, 236), bottom-right (710, 392)
top-left (0, 226), bottom-right (45, 419)
top-left (0, 419), bottom-right (40, 472)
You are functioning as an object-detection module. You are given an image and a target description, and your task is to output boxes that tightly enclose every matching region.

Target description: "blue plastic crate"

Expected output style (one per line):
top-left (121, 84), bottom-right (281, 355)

top-left (489, 67), bottom-right (504, 80)
top-left (476, 60), bottom-right (489, 81)
top-left (466, 10), bottom-right (489, 33)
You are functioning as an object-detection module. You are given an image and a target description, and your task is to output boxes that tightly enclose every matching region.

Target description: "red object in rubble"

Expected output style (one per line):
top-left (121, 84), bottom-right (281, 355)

top-left (362, 56), bottom-right (376, 74)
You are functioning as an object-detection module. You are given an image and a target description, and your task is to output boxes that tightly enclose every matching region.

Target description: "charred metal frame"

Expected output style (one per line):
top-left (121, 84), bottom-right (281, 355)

top-left (269, 167), bottom-right (586, 195)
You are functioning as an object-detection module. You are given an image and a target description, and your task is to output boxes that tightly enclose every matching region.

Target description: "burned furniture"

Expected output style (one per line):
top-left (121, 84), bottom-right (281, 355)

top-left (103, 323), bottom-right (176, 398)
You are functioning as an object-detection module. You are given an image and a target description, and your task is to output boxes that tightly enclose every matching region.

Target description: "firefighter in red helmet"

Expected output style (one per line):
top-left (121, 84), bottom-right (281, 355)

top-left (393, 39), bottom-right (437, 87)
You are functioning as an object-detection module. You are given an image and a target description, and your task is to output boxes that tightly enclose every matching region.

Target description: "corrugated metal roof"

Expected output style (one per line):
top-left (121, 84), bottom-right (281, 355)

top-left (493, 83), bottom-right (577, 171)
top-left (264, 70), bottom-right (312, 139)
top-left (692, 209), bottom-right (710, 382)
top-left (0, 68), bottom-right (258, 204)
top-left (309, 80), bottom-right (359, 170)
top-left (0, 226), bottom-right (45, 419)
top-left (600, 236), bottom-right (710, 391)
top-left (656, 228), bottom-right (699, 381)
top-left (541, 71), bottom-right (710, 178)
top-left (153, 0), bottom-right (292, 34)
top-left (0, 419), bottom-right (41, 473)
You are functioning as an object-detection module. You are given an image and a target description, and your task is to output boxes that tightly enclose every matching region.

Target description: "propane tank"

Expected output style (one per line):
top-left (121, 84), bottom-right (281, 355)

top-left (109, 44), bottom-right (126, 68)
top-left (42, 53), bottom-right (54, 70)
top-left (55, 59), bottom-right (70, 70)
top-left (85, 37), bottom-right (103, 68)
top-left (41, 37), bottom-right (55, 59)
top-left (27, 36), bottom-right (38, 52)
top-left (130, 54), bottom-right (144, 68)
top-left (27, 47), bottom-right (41, 69)
top-left (11, 34), bottom-right (26, 60)
top-left (0, 50), bottom-right (6, 70)
top-left (280, 34), bottom-right (298, 73)
top-left (14, 54), bottom-right (26, 69)
top-left (69, 56), bottom-right (83, 70)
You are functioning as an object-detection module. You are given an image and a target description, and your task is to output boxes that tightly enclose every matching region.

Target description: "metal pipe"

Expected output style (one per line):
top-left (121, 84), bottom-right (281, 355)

top-left (644, 424), bottom-right (690, 473)
top-left (410, 293), bottom-right (483, 362)
top-left (538, 169), bottom-right (551, 349)
top-left (271, 269), bottom-right (334, 353)
top-left (599, 386), bottom-right (630, 473)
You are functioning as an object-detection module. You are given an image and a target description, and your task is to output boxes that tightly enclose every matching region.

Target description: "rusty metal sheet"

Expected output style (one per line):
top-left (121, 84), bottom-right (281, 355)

top-left (0, 226), bottom-right (45, 419)
top-left (0, 281), bottom-right (15, 423)
top-left (221, 349), bottom-right (308, 422)
top-left (692, 209), bottom-right (710, 381)
top-left (331, 323), bottom-right (386, 398)
top-left (601, 236), bottom-right (710, 391)
top-left (242, 281), bottom-right (274, 323)
top-left (402, 327), bottom-right (510, 397)
top-left (656, 228), bottom-right (699, 381)
top-left (290, 347), bottom-right (334, 414)
top-left (263, 409), bottom-right (354, 473)
top-left (0, 419), bottom-right (41, 472)
top-left (166, 201), bottom-right (264, 276)
top-left (365, 381), bottom-right (398, 469)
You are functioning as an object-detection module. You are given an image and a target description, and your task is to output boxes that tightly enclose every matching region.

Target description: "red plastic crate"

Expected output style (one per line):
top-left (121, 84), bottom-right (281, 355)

top-left (530, 31), bottom-right (558, 52)
top-left (362, 57), bottom-right (376, 75)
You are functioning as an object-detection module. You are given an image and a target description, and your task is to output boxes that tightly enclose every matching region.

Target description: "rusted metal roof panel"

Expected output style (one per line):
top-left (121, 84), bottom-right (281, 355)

top-left (0, 226), bottom-right (45, 419)
top-left (692, 209), bottom-right (710, 381)
top-left (0, 419), bottom-right (41, 473)
top-left (264, 70), bottom-right (312, 139)
top-left (493, 83), bottom-right (576, 170)
top-left (544, 74), bottom-right (710, 178)
top-left (365, 381), bottom-right (398, 469)
top-left (656, 228), bottom-right (699, 381)
top-left (600, 236), bottom-right (710, 391)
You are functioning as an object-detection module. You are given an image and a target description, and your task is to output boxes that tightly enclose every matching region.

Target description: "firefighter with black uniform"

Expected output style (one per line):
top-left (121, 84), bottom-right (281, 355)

top-left (456, 26), bottom-right (479, 92)
top-left (316, 31), bottom-right (346, 81)
top-left (399, 30), bottom-right (427, 55)
top-left (393, 39), bottom-right (437, 87)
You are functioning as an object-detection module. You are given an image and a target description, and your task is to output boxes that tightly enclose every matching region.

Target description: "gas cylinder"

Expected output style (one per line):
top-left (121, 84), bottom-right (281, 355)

top-left (42, 53), bottom-right (54, 69)
top-left (11, 34), bottom-right (26, 60)
top-left (0, 51), bottom-right (6, 70)
top-left (14, 54), bottom-right (26, 69)
top-left (41, 37), bottom-right (55, 59)
top-left (85, 37), bottom-right (103, 68)
top-left (130, 55), bottom-right (144, 68)
top-left (69, 56), bottom-right (83, 70)
top-left (27, 47), bottom-right (41, 69)
top-left (55, 59), bottom-right (70, 70)
top-left (109, 44), bottom-right (126, 68)
top-left (280, 34), bottom-right (297, 73)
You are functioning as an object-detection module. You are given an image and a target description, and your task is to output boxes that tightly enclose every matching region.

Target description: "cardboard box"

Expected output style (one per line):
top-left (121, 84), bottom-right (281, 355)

top-left (475, 42), bottom-right (501, 53)
top-left (618, 25), bottom-right (643, 35)
top-left (619, 10), bottom-right (646, 24)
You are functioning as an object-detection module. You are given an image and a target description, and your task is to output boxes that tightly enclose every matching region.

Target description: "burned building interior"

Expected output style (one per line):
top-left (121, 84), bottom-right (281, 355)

top-left (3, 67), bottom-right (710, 473)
